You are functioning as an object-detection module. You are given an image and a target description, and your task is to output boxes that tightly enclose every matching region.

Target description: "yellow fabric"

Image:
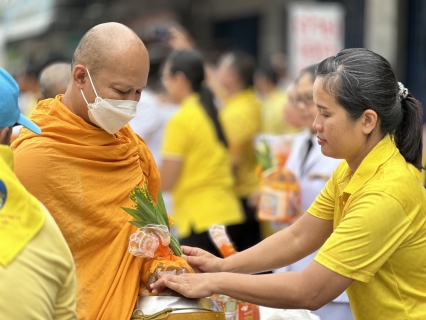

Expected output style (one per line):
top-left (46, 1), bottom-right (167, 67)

top-left (0, 145), bottom-right (76, 319)
top-left (162, 94), bottom-right (244, 238)
top-left (416, 155), bottom-right (426, 185)
top-left (220, 89), bottom-right (261, 198)
top-left (0, 145), bottom-right (45, 266)
top-left (260, 89), bottom-right (297, 135)
top-left (11, 95), bottom-right (161, 320)
top-left (307, 135), bottom-right (426, 320)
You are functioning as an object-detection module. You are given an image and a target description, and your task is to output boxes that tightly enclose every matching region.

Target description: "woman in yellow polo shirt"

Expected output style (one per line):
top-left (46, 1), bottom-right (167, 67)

top-left (152, 48), bottom-right (426, 319)
top-left (160, 50), bottom-right (245, 255)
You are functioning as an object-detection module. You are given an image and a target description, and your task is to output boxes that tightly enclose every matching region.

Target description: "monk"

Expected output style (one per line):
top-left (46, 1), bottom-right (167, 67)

top-left (12, 23), bottom-right (165, 320)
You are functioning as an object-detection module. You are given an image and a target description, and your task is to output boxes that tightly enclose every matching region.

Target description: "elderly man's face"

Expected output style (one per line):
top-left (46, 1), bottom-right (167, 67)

top-left (73, 43), bottom-right (150, 126)
top-left (84, 48), bottom-right (149, 103)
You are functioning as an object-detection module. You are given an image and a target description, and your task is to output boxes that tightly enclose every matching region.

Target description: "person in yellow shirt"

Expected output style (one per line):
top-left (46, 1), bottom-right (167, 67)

top-left (0, 67), bottom-right (76, 319)
top-left (254, 65), bottom-right (298, 135)
top-left (160, 50), bottom-right (245, 254)
top-left (11, 23), bottom-right (185, 320)
top-left (216, 51), bottom-right (262, 251)
top-left (152, 48), bottom-right (426, 320)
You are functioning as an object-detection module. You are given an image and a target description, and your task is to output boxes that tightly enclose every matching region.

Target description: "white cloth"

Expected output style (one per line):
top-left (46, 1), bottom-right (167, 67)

top-left (275, 129), bottom-right (353, 320)
top-left (286, 130), bottom-right (341, 212)
top-left (129, 90), bottom-right (178, 215)
top-left (129, 90), bottom-right (178, 164)
top-left (260, 306), bottom-right (320, 320)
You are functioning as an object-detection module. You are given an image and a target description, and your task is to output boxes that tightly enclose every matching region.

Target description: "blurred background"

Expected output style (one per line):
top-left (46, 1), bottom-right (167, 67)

top-left (0, 0), bottom-right (425, 119)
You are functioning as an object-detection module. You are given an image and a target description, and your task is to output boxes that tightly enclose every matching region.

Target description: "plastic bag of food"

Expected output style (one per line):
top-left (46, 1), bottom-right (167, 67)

top-left (257, 167), bottom-right (300, 223)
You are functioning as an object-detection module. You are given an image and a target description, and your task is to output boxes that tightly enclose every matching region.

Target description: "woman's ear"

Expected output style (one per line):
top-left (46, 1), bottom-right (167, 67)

top-left (361, 109), bottom-right (378, 135)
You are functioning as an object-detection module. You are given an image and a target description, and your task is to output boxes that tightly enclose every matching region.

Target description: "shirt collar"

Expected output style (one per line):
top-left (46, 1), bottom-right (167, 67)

top-left (0, 144), bottom-right (46, 267)
top-left (341, 134), bottom-right (396, 195)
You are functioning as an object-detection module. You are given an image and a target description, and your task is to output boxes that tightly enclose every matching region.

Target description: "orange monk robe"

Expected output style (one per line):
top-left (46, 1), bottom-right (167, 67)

top-left (12, 95), bottom-right (161, 320)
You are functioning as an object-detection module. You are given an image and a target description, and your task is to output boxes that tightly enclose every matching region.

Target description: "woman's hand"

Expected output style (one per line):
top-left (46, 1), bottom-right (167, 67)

top-left (181, 246), bottom-right (225, 273)
top-left (150, 273), bottom-right (216, 298)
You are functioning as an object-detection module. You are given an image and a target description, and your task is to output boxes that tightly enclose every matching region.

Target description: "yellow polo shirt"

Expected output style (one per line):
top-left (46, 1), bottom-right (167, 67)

top-left (220, 89), bottom-right (261, 198)
top-left (308, 135), bottom-right (426, 320)
top-left (162, 94), bottom-right (244, 238)
top-left (0, 145), bottom-right (76, 319)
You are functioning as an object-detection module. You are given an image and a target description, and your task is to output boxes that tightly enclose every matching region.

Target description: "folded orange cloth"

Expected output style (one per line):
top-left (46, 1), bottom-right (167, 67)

top-left (11, 95), bottom-right (161, 320)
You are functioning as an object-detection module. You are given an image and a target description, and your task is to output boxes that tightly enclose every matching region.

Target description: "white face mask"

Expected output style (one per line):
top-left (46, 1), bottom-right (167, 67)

top-left (80, 68), bottom-right (138, 134)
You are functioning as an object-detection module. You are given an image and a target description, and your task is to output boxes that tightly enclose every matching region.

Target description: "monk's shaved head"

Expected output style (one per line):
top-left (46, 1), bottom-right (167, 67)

top-left (63, 22), bottom-right (150, 124)
top-left (72, 22), bottom-right (145, 78)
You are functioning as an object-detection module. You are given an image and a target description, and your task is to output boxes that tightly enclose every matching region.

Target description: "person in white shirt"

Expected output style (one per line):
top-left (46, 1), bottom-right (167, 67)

top-left (129, 75), bottom-right (178, 215)
top-left (129, 76), bottom-right (178, 165)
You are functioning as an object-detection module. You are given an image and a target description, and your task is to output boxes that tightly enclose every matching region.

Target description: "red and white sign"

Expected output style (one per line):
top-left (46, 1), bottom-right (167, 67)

top-left (288, 3), bottom-right (345, 79)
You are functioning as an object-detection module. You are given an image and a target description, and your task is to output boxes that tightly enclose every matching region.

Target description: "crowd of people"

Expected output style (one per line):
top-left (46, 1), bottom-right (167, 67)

top-left (1, 21), bottom-right (425, 320)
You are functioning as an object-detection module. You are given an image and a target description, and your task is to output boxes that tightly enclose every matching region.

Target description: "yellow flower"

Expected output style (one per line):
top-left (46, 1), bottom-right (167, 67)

top-left (168, 215), bottom-right (174, 228)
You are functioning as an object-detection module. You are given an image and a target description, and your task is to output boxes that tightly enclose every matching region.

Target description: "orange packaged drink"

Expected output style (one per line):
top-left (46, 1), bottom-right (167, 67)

top-left (237, 301), bottom-right (260, 320)
top-left (257, 166), bottom-right (300, 223)
top-left (208, 226), bottom-right (260, 320)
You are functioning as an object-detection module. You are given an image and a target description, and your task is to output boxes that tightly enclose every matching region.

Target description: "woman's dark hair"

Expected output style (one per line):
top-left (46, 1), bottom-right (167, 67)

top-left (316, 48), bottom-right (424, 170)
top-left (255, 64), bottom-right (278, 84)
top-left (222, 51), bottom-right (256, 89)
top-left (297, 64), bottom-right (318, 83)
top-left (166, 50), bottom-right (228, 148)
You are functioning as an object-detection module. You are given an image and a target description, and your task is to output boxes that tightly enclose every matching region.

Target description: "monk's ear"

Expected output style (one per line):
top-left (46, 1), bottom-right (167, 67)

top-left (361, 109), bottom-right (378, 135)
top-left (73, 65), bottom-right (87, 90)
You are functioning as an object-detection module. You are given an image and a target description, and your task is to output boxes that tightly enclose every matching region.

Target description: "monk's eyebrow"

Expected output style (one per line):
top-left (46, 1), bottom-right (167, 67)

top-left (111, 83), bottom-right (132, 88)
top-left (111, 83), bottom-right (145, 91)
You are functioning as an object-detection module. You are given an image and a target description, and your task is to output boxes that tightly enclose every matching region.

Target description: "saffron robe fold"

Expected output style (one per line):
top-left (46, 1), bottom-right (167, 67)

top-left (12, 95), bottom-right (161, 320)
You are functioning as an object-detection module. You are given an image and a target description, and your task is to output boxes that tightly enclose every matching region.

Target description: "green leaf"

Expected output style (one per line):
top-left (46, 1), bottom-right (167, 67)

top-left (135, 195), bottom-right (157, 222)
top-left (129, 220), bottom-right (147, 228)
top-left (123, 184), bottom-right (184, 257)
top-left (169, 234), bottom-right (182, 256)
top-left (121, 207), bottom-right (144, 221)
top-left (156, 190), bottom-right (169, 229)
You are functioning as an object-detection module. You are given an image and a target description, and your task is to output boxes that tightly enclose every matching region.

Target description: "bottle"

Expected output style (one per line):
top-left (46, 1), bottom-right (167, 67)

top-left (214, 294), bottom-right (237, 320)
top-left (208, 225), bottom-right (238, 258)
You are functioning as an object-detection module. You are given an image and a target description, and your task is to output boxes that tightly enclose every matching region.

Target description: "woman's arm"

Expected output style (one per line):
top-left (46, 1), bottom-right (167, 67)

top-left (151, 260), bottom-right (352, 310)
top-left (182, 213), bottom-right (333, 275)
top-left (160, 158), bottom-right (183, 192)
top-left (224, 213), bottom-right (333, 273)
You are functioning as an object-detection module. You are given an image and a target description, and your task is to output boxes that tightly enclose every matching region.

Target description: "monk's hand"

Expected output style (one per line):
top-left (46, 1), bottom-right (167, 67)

top-left (150, 273), bottom-right (215, 298)
top-left (181, 246), bottom-right (224, 273)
